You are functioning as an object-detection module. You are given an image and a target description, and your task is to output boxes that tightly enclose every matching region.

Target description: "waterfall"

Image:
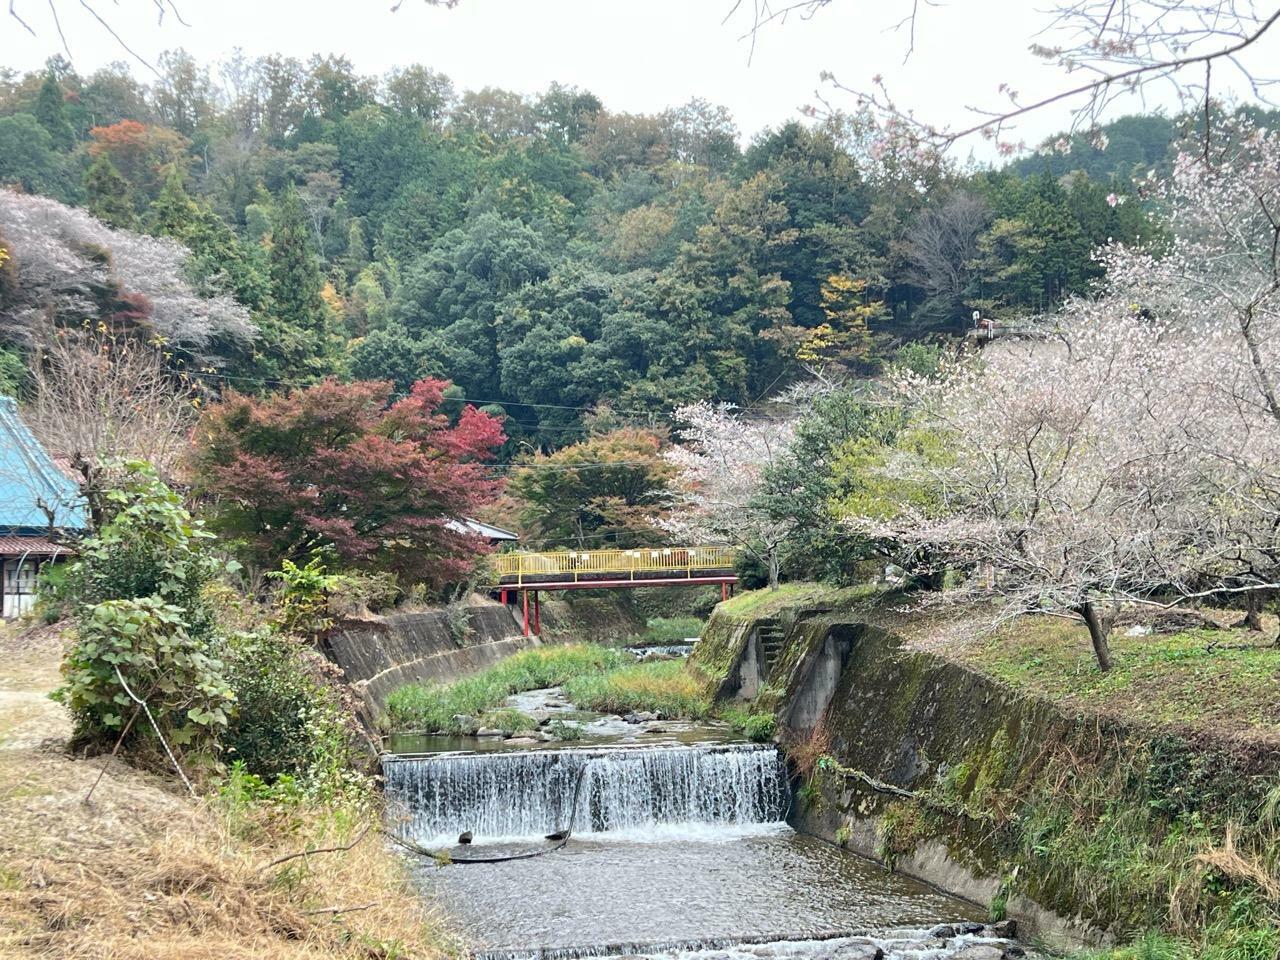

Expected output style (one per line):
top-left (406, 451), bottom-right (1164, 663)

top-left (384, 742), bottom-right (789, 846)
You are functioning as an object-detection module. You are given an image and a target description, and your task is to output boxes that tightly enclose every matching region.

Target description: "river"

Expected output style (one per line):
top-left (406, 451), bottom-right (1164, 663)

top-left (383, 685), bottom-right (1027, 960)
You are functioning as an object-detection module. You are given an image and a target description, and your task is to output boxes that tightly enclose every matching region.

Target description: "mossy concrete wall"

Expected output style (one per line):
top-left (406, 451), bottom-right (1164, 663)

top-left (699, 601), bottom-right (1114, 949)
top-left (322, 602), bottom-right (534, 717)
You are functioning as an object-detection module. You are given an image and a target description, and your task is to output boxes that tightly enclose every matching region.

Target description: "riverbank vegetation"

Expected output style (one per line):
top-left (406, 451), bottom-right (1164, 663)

top-left (384, 643), bottom-right (727, 734)
top-left (384, 643), bottom-right (625, 732)
top-left (562, 659), bottom-right (713, 720)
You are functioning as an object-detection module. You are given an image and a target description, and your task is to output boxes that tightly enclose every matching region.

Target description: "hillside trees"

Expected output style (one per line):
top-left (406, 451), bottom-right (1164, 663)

top-left (0, 49), bottom-right (1196, 452)
top-left (191, 378), bottom-right (505, 586)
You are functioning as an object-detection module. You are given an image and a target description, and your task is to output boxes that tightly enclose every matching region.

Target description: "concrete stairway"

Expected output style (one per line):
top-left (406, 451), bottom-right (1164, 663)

top-left (757, 619), bottom-right (786, 674)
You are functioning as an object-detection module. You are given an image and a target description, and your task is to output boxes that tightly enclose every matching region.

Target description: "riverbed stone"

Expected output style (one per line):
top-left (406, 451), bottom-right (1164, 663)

top-left (959, 923), bottom-right (987, 935)
top-left (929, 924), bottom-right (958, 939)
top-left (475, 727), bottom-right (505, 737)
top-left (828, 941), bottom-right (884, 959)
top-left (987, 920), bottom-right (1018, 938)
top-left (950, 946), bottom-right (1009, 960)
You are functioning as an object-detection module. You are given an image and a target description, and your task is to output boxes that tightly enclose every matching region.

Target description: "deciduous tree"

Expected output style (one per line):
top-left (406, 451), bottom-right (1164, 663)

top-left (509, 429), bottom-right (676, 549)
top-left (191, 378), bottom-right (505, 586)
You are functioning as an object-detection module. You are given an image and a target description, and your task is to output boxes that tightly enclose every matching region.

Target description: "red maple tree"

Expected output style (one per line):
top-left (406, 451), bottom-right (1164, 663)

top-left (192, 378), bottom-right (505, 586)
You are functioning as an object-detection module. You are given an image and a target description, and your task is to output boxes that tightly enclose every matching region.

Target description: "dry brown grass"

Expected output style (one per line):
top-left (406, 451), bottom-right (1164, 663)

top-left (783, 716), bottom-right (833, 781)
top-left (0, 621), bottom-right (458, 960)
top-left (1, 802), bottom-right (457, 959)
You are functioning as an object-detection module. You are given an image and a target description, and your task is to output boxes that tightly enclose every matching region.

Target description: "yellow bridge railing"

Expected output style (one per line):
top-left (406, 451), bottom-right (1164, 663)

top-left (492, 545), bottom-right (736, 584)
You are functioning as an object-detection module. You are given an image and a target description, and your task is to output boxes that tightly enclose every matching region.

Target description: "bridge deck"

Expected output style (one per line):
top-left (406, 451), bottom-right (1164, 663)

top-left (492, 545), bottom-right (736, 588)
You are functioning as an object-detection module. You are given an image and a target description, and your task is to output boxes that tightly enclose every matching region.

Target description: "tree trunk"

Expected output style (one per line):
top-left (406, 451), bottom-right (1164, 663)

top-left (1079, 600), bottom-right (1114, 672)
top-left (1233, 590), bottom-right (1264, 631)
top-left (767, 551), bottom-right (780, 591)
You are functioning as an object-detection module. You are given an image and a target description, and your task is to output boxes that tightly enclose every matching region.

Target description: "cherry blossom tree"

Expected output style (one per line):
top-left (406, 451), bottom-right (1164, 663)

top-left (663, 401), bottom-right (797, 589)
top-left (851, 300), bottom-right (1233, 670)
top-left (1092, 117), bottom-right (1280, 627)
top-left (0, 189), bottom-right (254, 359)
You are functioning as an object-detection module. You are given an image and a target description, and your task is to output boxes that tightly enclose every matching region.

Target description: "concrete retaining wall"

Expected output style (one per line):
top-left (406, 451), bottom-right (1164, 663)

top-left (321, 602), bottom-right (535, 717)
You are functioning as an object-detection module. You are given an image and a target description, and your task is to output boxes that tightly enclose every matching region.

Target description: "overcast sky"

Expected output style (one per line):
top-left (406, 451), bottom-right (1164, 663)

top-left (3, 1), bottom-right (1276, 159)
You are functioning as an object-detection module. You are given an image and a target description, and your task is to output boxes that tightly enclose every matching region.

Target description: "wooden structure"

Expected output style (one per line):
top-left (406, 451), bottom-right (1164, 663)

top-left (491, 545), bottom-right (738, 637)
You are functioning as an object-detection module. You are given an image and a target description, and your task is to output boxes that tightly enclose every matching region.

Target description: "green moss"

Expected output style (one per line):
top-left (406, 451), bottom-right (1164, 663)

top-left (971, 727), bottom-right (1014, 806)
top-left (878, 799), bottom-right (934, 870)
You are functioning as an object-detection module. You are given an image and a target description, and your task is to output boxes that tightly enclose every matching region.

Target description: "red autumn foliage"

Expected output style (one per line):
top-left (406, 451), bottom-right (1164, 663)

top-left (191, 378), bottom-right (505, 586)
top-left (88, 120), bottom-right (190, 193)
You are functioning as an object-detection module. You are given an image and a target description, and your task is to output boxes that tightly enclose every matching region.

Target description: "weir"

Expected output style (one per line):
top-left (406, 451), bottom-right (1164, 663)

top-left (385, 692), bottom-right (1021, 959)
top-left (384, 742), bottom-right (789, 847)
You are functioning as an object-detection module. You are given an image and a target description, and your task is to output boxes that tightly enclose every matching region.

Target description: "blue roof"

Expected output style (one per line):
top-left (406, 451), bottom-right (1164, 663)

top-left (0, 396), bottom-right (88, 535)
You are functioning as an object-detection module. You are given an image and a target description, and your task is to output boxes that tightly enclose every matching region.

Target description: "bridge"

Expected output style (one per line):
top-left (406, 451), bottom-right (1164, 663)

top-left (490, 545), bottom-right (738, 636)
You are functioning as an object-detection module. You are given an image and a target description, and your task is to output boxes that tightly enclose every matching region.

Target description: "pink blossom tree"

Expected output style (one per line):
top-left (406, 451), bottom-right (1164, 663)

top-left (663, 401), bottom-right (797, 589)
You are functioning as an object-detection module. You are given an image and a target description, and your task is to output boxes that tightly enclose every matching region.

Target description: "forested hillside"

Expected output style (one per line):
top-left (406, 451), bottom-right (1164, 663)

top-left (1, 52), bottom-right (1157, 447)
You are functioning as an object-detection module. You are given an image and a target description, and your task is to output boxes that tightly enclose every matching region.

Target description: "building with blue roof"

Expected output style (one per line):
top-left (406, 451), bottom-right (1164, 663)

top-left (0, 396), bottom-right (87, 617)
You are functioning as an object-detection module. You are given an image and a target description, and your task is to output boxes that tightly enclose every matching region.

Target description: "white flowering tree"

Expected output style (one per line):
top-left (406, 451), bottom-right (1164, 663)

top-left (852, 299), bottom-right (1239, 670)
top-left (0, 189), bottom-right (254, 359)
top-left (1095, 118), bottom-right (1280, 627)
top-left (663, 401), bottom-right (797, 589)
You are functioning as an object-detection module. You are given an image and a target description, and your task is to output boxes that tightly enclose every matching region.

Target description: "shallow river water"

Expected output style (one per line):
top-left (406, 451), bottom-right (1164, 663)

top-left (383, 686), bottom-right (1023, 960)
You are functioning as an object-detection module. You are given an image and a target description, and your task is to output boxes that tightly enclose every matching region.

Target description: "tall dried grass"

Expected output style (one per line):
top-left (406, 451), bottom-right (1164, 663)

top-left (0, 794), bottom-right (457, 960)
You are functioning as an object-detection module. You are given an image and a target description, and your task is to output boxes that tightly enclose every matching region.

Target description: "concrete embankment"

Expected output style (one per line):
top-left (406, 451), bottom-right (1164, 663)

top-left (323, 601), bottom-right (535, 717)
top-left (694, 595), bottom-right (1280, 952)
top-left (322, 594), bottom-right (648, 717)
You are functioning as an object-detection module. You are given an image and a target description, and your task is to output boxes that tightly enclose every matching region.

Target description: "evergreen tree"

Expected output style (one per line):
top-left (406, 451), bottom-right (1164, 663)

top-left (261, 185), bottom-right (335, 376)
top-left (84, 154), bottom-right (138, 229)
top-left (270, 186), bottom-right (325, 333)
top-left (148, 169), bottom-right (269, 311)
top-left (148, 167), bottom-right (200, 237)
top-left (34, 71), bottom-right (74, 151)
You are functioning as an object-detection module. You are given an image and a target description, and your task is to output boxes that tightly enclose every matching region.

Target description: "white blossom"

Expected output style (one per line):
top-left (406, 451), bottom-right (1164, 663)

top-left (0, 189), bottom-right (255, 357)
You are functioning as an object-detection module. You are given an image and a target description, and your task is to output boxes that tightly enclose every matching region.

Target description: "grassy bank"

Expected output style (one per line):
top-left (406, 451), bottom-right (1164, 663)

top-left (0, 622), bottom-right (455, 960)
top-left (968, 617), bottom-right (1280, 738)
top-left (636, 616), bottom-right (704, 643)
top-left (561, 659), bottom-right (714, 719)
top-left (385, 643), bottom-right (724, 732)
top-left (385, 644), bottom-right (625, 732)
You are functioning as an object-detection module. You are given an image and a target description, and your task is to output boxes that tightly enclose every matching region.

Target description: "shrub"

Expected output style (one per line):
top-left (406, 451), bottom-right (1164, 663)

top-left (59, 595), bottom-right (235, 754)
top-left (221, 629), bottom-right (364, 788)
top-left (56, 463), bottom-right (236, 757)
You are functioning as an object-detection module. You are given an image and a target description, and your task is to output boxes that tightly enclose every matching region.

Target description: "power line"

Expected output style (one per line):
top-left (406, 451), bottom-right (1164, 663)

top-left (185, 366), bottom-right (801, 423)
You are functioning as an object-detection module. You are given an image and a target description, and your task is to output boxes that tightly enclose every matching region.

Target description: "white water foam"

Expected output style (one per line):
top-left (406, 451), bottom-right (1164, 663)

top-left (383, 742), bottom-right (789, 848)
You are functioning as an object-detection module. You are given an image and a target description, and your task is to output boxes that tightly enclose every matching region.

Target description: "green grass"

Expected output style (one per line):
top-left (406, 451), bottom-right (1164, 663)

top-left (384, 644), bottom-right (625, 732)
top-left (561, 659), bottom-right (714, 719)
top-left (639, 617), bottom-right (704, 643)
top-left (966, 618), bottom-right (1280, 737)
top-left (718, 703), bottom-right (778, 742)
top-left (718, 582), bottom-right (887, 620)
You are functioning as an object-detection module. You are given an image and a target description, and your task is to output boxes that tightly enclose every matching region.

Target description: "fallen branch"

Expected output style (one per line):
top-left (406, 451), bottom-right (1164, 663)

top-left (303, 901), bottom-right (379, 916)
top-left (261, 825), bottom-right (371, 871)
